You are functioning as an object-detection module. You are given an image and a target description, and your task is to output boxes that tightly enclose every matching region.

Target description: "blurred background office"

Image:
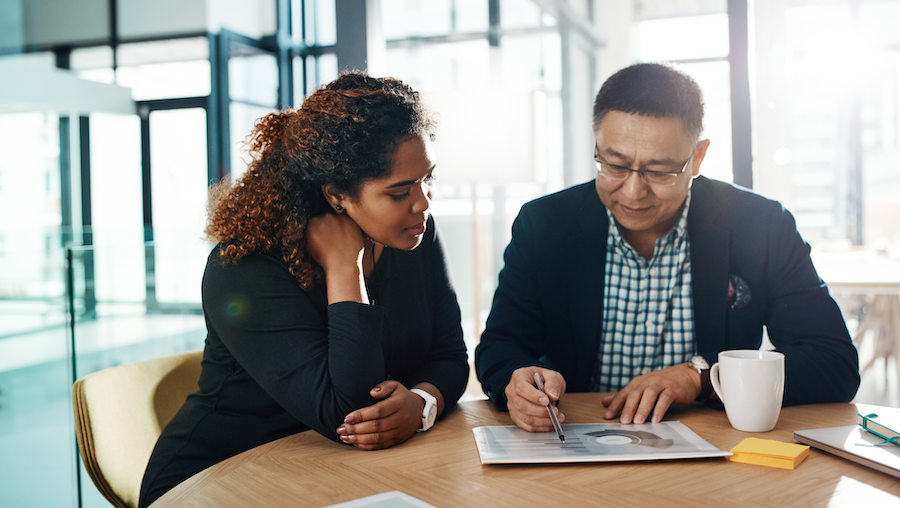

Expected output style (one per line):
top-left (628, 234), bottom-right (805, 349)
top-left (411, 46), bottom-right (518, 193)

top-left (1, 1), bottom-right (900, 506)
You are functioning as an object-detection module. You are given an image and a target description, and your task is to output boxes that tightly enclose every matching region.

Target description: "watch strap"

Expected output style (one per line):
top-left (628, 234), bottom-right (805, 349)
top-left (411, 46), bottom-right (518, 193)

top-left (410, 388), bottom-right (437, 432)
top-left (688, 356), bottom-right (713, 401)
top-left (698, 368), bottom-right (713, 401)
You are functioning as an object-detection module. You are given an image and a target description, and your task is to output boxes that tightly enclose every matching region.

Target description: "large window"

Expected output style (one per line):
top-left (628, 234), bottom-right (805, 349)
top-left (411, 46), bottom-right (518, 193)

top-left (383, 0), bottom-right (569, 352)
top-left (635, 10), bottom-right (733, 183)
top-left (753, 0), bottom-right (900, 249)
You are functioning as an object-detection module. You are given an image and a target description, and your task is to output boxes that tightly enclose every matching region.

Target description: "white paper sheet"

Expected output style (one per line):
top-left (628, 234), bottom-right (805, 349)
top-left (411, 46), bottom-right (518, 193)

top-left (324, 491), bottom-right (437, 508)
top-left (472, 422), bottom-right (732, 464)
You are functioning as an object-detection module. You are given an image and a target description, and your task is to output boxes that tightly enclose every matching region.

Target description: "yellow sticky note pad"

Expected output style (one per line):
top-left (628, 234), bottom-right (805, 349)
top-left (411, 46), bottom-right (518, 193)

top-left (729, 438), bottom-right (810, 470)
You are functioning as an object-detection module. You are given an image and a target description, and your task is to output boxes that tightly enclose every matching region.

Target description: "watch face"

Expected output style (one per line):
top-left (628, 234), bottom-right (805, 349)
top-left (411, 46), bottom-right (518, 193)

top-left (691, 356), bottom-right (709, 370)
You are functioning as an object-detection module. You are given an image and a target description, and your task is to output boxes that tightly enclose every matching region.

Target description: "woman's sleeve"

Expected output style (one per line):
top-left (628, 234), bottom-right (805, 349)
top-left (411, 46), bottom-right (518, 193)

top-left (405, 220), bottom-right (470, 413)
top-left (202, 252), bottom-right (386, 442)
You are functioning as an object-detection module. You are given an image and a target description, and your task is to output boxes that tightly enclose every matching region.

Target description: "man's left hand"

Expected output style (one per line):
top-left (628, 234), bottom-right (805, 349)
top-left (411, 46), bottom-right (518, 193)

top-left (601, 363), bottom-right (701, 424)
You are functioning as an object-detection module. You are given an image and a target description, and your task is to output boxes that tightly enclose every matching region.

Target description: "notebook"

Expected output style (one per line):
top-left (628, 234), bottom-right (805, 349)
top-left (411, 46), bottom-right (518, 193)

top-left (794, 404), bottom-right (900, 479)
top-left (859, 406), bottom-right (900, 444)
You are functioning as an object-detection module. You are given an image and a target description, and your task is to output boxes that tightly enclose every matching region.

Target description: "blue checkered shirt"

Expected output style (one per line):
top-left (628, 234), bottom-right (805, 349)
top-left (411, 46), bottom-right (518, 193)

top-left (592, 192), bottom-right (696, 392)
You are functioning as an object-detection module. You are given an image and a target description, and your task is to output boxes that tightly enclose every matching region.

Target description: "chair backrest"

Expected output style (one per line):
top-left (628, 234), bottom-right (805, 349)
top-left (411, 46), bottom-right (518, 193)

top-left (72, 350), bottom-right (203, 508)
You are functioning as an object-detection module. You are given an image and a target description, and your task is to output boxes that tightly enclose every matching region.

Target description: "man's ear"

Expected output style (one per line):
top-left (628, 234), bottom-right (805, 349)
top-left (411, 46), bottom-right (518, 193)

top-left (691, 139), bottom-right (711, 177)
top-left (321, 185), bottom-right (344, 212)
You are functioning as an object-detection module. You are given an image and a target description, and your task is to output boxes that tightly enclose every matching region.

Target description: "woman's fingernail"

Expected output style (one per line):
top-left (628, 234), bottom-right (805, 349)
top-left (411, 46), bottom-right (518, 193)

top-left (336, 426), bottom-right (346, 435)
top-left (344, 415), bottom-right (355, 424)
top-left (340, 435), bottom-right (350, 441)
top-left (372, 386), bottom-right (382, 393)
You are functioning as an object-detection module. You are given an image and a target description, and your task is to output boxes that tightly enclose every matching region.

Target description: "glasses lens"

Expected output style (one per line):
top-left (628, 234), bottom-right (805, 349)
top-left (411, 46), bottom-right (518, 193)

top-left (643, 172), bottom-right (679, 186)
top-left (596, 162), bottom-right (628, 180)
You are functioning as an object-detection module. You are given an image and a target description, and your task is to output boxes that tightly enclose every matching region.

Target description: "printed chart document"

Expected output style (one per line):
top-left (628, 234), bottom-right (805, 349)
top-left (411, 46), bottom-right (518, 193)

top-left (472, 422), bottom-right (731, 464)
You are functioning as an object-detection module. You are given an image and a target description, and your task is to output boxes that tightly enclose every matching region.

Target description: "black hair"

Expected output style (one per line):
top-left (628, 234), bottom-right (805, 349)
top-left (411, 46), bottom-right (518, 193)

top-left (592, 63), bottom-right (704, 142)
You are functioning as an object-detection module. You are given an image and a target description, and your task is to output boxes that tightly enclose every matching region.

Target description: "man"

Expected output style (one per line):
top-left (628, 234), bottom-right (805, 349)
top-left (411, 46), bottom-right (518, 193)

top-left (475, 63), bottom-right (859, 432)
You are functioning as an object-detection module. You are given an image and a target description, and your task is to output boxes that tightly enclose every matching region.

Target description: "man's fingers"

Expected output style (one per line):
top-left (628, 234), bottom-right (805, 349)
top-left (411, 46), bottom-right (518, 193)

top-left (510, 410), bottom-right (563, 433)
top-left (509, 389), bottom-right (555, 416)
top-left (505, 367), bottom-right (569, 433)
top-left (603, 391), bottom-right (627, 420)
top-left (540, 371), bottom-right (567, 401)
top-left (510, 372), bottom-right (548, 405)
top-left (508, 392), bottom-right (565, 432)
top-left (650, 391), bottom-right (675, 423)
top-left (631, 388), bottom-right (661, 424)
top-left (617, 389), bottom-right (645, 424)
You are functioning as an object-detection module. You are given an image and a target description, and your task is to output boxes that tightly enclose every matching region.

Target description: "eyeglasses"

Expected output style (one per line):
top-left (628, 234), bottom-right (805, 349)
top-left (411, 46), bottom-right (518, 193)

top-left (595, 152), bottom-right (693, 187)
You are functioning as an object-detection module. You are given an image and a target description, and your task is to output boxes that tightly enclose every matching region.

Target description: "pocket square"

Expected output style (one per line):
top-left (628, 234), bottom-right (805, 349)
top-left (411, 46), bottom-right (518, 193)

top-left (727, 274), bottom-right (752, 310)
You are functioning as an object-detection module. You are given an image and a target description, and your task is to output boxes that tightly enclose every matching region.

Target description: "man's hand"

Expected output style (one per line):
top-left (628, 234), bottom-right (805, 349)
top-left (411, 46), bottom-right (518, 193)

top-left (601, 363), bottom-right (701, 424)
top-left (504, 367), bottom-right (566, 432)
top-left (336, 381), bottom-right (422, 450)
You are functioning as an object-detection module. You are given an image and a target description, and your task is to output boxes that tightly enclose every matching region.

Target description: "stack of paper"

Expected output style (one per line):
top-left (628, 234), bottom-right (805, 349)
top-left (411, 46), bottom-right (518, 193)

top-left (729, 438), bottom-right (810, 470)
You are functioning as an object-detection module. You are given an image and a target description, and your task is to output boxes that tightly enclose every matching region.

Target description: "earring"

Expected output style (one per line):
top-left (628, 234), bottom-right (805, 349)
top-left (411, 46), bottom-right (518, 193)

top-left (335, 205), bottom-right (343, 213)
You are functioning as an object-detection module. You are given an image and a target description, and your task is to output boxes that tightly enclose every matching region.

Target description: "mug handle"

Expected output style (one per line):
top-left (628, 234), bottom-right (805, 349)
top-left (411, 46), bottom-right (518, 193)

top-left (709, 362), bottom-right (724, 404)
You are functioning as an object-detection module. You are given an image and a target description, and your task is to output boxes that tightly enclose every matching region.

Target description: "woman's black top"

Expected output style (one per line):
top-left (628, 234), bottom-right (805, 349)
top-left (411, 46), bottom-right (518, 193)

top-left (139, 216), bottom-right (468, 507)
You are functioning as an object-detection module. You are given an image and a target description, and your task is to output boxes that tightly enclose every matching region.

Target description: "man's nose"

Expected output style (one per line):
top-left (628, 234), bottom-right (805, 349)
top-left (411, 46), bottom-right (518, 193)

top-left (620, 170), bottom-right (649, 199)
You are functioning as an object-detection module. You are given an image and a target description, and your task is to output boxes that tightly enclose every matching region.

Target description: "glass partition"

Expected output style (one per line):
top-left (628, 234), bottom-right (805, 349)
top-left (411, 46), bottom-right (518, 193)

top-left (67, 242), bottom-right (208, 380)
top-left (0, 231), bottom-right (209, 508)
top-left (0, 231), bottom-right (73, 508)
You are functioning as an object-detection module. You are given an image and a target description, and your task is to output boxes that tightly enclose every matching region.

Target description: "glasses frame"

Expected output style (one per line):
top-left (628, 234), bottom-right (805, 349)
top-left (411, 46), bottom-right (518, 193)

top-left (595, 151), bottom-right (694, 187)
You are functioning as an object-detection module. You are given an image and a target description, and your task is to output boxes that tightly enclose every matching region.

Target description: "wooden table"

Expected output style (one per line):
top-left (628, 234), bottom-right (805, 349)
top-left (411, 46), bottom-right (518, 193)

top-left (151, 394), bottom-right (900, 507)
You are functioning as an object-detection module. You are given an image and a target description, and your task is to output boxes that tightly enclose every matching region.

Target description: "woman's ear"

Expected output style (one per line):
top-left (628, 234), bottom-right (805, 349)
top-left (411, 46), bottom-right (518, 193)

top-left (321, 185), bottom-right (345, 213)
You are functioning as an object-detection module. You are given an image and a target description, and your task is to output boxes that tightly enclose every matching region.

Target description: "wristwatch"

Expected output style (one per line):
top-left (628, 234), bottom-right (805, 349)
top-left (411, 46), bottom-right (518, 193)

top-left (410, 388), bottom-right (437, 432)
top-left (688, 355), bottom-right (713, 401)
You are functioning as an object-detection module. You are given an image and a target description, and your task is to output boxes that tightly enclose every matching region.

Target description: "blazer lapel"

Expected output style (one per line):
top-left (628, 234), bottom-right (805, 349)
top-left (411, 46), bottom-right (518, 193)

top-left (688, 177), bottom-right (732, 358)
top-left (566, 187), bottom-right (609, 389)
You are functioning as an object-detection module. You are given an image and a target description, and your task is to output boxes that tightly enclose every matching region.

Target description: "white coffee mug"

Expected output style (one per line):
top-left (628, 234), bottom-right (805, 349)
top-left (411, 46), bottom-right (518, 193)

top-left (709, 350), bottom-right (785, 432)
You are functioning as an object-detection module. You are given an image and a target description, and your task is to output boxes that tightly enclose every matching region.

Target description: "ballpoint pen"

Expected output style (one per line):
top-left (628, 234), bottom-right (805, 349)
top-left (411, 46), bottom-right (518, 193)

top-left (533, 372), bottom-right (565, 443)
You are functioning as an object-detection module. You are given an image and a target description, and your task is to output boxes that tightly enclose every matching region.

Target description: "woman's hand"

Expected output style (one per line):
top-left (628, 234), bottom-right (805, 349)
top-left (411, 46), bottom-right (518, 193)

top-left (307, 213), bottom-right (366, 273)
top-left (336, 381), bottom-right (424, 450)
top-left (307, 213), bottom-right (368, 304)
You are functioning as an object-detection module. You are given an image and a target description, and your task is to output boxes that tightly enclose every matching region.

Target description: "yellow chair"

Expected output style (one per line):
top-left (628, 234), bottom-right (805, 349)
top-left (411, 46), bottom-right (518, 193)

top-left (72, 350), bottom-right (203, 508)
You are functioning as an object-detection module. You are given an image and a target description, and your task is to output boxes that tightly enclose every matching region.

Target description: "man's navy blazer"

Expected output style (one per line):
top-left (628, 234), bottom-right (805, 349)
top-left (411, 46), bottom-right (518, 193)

top-left (475, 176), bottom-right (860, 409)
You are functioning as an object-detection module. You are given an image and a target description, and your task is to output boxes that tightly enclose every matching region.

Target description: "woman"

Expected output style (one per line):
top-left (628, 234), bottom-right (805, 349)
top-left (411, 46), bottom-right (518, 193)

top-left (139, 73), bottom-right (468, 507)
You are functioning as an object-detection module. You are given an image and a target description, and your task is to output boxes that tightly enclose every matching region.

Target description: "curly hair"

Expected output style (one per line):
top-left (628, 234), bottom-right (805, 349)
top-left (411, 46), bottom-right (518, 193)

top-left (205, 72), bottom-right (436, 289)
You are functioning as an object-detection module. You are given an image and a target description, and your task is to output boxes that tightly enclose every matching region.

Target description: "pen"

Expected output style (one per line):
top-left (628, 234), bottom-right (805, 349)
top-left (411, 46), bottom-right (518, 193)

top-left (533, 372), bottom-right (565, 443)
